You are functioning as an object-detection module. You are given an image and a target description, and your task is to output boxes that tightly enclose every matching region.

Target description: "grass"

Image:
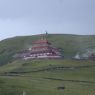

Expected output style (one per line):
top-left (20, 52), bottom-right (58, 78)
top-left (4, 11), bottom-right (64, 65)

top-left (0, 59), bottom-right (95, 95)
top-left (0, 34), bottom-right (95, 65)
top-left (0, 75), bottom-right (95, 95)
top-left (0, 34), bottom-right (95, 94)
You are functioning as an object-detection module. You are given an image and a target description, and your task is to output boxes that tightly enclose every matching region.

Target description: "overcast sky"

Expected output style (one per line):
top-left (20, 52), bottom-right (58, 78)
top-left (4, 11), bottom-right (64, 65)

top-left (0, 0), bottom-right (95, 40)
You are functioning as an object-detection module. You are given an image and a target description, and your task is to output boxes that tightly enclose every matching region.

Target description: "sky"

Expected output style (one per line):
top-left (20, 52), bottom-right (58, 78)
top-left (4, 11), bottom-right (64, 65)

top-left (0, 0), bottom-right (95, 40)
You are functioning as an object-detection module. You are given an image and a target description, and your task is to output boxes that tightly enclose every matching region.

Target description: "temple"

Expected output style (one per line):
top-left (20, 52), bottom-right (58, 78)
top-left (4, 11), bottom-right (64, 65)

top-left (14, 33), bottom-right (63, 60)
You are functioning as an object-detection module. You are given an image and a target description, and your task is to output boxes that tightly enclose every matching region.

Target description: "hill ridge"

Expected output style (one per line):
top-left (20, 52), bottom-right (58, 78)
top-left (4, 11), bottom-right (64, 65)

top-left (0, 34), bottom-right (95, 65)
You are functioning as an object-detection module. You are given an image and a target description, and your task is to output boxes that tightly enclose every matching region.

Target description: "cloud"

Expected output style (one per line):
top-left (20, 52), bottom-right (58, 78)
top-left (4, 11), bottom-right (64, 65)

top-left (0, 0), bottom-right (95, 40)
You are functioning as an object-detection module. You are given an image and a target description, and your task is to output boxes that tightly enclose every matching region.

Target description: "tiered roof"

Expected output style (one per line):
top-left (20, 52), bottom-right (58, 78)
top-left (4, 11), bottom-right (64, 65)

top-left (33, 39), bottom-right (51, 44)
top-left (30, 38), bottom-right (61, 56)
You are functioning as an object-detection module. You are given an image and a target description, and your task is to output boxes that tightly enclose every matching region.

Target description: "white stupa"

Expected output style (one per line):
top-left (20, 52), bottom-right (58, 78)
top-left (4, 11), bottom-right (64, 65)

top-left (74, 53), bottom-right (81, 60)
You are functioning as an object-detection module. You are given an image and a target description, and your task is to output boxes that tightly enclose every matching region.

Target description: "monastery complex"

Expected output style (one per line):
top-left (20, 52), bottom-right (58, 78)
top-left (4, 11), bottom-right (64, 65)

top-left (14, 34), bottom-right (62, 60)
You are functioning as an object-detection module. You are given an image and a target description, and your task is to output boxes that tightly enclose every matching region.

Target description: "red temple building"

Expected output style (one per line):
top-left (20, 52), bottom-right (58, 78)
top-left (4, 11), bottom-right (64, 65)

top-left (14, 34), bottom-right (63, 60)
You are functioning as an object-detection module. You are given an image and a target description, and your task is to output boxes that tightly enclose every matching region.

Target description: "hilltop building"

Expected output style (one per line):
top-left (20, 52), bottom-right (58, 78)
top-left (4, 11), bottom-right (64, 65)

top-left (73, 48), bottom-right (95, 60)
top-left (14, 33), bottom-right (63, 60)
top-left (89, 53), bottom-right (95, 60)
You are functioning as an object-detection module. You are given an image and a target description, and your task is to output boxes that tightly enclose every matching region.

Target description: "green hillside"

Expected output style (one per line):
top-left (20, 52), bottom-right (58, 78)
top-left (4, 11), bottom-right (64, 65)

top-left (0, 59), bottom-right (95, 95)
top-left (0, 34), bottom-right (95, 65)
top-left (0, 34), bottom-right (95, 95)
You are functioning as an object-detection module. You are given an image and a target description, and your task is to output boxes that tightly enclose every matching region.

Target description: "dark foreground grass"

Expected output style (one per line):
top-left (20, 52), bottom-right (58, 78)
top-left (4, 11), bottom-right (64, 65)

top-left (0, 75), bottom-right (95, 95)
top-left (0, 59), bottom-right (95, 95)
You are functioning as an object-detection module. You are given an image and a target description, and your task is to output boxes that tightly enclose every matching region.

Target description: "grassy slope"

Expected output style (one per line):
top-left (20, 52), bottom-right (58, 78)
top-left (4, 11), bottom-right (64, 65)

top-left (0, 34), bottom-right (95, 95)
top-left (0, 60), bottom-right (95, 95)
top-left (0, 34), bottom-right (95, 65)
